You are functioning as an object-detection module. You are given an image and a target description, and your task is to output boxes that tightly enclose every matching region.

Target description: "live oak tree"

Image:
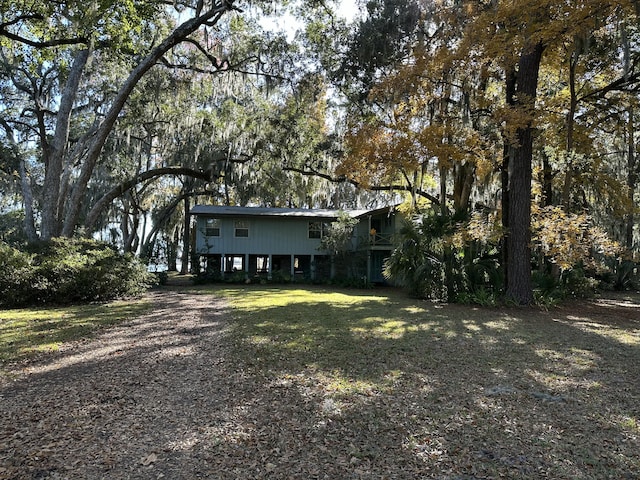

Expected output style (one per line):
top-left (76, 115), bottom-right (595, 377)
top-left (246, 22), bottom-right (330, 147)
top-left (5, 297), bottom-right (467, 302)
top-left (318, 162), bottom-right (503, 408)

top-left (84, 24), bottom-right (311, 260)
top-left (247, 75), bottom-right (331, 207)
top-left (0, 0), bottom-right (244, 241)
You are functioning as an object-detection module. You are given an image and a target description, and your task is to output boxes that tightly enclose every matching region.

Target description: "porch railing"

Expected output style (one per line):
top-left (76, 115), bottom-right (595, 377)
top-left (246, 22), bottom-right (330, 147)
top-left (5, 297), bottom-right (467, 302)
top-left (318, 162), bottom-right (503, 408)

top-left (360, 232), bottom-right (393, 247)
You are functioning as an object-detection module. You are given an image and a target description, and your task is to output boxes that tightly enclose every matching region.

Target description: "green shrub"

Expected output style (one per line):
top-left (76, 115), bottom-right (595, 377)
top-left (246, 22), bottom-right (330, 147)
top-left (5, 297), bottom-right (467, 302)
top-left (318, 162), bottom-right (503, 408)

top-left (598, 258), bottom-right (639, 291)
top-left (155, 271), bottom-right (169, 285)
top-left (0, 243), bottom-right (34, 308)
top-left (532, 266), bottom-right (599, 304)
top-left (192, 271), bottom-right (224, 284)
top-left (0, 210), bottom-right (29, 246)
top-left (269, 270), bottom-right (291, 284)
top-left (455, 286), bottom-right (498, 306)
top-left (383, 215), bottom-right (447, 299)
top-left (0, 238), bottom-right (154, 308)
top-left (329, 275), bottom-right (373, 289)
top-left (224, 271), bottom-right (249, 284)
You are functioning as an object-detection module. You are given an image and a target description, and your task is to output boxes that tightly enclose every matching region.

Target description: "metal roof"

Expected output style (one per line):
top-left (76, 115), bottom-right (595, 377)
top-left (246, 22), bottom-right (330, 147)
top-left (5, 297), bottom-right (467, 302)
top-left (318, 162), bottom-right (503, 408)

top-left (190, 205), bottom-right (372, 219)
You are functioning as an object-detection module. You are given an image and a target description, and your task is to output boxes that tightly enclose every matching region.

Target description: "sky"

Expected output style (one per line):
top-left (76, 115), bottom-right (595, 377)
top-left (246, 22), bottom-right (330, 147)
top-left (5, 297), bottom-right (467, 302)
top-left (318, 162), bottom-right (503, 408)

top-left (260, 0), bottom-right (362, 40)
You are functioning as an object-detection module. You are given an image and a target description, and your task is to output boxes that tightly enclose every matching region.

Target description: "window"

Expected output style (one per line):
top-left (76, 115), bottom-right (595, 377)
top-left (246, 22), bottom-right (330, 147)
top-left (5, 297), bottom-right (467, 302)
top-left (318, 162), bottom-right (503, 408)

top-left (308, 221), bottom-right (329, 239)
top-left (205, 218), bottom-right (220, 237)
top-left (234, 220), bottom-right (249, 237)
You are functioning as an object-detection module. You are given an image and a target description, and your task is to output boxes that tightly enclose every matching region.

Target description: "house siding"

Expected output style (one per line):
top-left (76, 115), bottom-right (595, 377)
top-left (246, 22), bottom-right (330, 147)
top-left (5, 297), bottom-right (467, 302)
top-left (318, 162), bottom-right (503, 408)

top-left (195, 216), bottom-right (327, 256)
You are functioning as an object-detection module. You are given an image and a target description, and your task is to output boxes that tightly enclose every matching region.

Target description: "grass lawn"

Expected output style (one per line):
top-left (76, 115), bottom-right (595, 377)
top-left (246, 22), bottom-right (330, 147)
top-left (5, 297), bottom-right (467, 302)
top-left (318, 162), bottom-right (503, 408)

top-left (213, 285), bottom-right (640, 478)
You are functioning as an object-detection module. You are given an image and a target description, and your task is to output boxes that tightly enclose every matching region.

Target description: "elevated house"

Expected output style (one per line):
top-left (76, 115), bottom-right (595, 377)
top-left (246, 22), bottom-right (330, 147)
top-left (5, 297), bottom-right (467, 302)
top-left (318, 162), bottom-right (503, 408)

top-left (190, 205), bottom-right (401, 283)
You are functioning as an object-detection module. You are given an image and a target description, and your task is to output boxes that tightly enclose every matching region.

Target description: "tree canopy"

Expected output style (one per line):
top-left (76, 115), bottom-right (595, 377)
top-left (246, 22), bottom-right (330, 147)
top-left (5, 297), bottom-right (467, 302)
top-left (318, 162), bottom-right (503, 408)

top-left (1, 0), bottom-right (639, 303)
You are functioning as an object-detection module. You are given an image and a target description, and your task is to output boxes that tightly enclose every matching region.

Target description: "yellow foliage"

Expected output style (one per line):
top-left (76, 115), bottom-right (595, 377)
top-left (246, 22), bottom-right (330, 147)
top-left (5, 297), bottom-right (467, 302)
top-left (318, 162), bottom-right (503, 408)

top-left (396, 195), bottom-right (433, 215)
top-left (494, 104), bottom-right (539, 146)
top-left (531, 205), bottom-right (622, 273)
top-left (449, 210), bottom-right (503, 249)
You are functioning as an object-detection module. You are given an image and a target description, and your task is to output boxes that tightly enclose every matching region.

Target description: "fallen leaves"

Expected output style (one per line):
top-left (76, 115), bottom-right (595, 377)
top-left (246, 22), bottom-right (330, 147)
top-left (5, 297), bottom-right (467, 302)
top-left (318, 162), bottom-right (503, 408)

top-left (140, 453), bottom-right (158, 466)
top-left (1, 287), bottom-right (639, 479)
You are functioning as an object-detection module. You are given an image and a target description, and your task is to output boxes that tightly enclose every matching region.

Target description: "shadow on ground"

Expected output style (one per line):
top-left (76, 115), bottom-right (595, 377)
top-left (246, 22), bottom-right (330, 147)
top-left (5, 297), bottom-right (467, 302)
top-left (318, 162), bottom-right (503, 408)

top-left (1, 286), bottom-right (638, 479)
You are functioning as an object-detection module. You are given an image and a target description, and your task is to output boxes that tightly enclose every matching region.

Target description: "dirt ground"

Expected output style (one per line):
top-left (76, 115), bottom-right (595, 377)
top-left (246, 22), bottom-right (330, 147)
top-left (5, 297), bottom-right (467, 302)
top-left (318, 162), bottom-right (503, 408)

top-left (1, 289), bottom-right (234, 479)
top-left (1, 287), bottom-right (638, 479)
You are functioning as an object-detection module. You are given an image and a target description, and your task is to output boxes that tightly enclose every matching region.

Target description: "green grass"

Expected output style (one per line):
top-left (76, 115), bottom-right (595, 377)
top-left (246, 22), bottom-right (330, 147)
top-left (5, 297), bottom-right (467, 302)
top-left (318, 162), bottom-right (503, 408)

top-left (217, 286), bottom-right (444, 377)
top-left (0, 299), bottom-right (150, 365)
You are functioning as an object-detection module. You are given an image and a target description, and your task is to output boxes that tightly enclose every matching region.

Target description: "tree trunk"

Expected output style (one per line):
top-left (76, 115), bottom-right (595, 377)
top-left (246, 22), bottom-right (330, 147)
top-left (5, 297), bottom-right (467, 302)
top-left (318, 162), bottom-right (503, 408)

top-left (18, 158), bottom-right (37, 242)
top-left (627, 105), bottom-right (636, 250)
top-left (439, 163), bottom-right (448, 216)
top-left (562, 51), bottom-right (578, 209)
top-left (140, 194), bottom-right (184, 261)
top-left (169, 226), bottom-right (179, 271)
top-left (506, 41), bottom-right (544, 305)
top-left (0, 119), bottom-right (38, 242)
top-left (40, 48), bottom-right (91, 240)
top-left (122, 202), bottom-right (140, 253)
top-left (501, 66), bottom-right (516, 294)
top-left (180, 196), bottom-right (191, 275)
top-left (60, 5), bottom-right (232, 237)
top-left (541, 149), bottom-right (554, 207)
top-left (453, 161), bottom-right (475, 215)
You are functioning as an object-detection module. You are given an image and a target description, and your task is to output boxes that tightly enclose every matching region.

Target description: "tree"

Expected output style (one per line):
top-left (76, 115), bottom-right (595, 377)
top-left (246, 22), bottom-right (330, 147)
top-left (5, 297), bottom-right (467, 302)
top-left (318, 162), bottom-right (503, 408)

top-left (0, 0), bottom-right (241, 241)
top-left (464, 0), bottom-right (640, 302)
top-left (319, 210), bottom-right (360, 279)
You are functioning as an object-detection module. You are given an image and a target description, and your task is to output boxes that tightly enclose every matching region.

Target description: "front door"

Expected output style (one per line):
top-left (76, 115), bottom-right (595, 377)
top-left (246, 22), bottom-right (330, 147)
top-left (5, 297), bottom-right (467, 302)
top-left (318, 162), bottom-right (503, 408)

top-left (370, 251), bottom-right (388, 283)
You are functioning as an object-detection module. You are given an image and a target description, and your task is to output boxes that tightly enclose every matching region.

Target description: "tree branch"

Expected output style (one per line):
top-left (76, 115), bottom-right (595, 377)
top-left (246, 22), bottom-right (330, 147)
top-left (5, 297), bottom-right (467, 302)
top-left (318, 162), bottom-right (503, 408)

top-left (578, 69), bottom-right (640, 104)
top-left (0, 14), bottom-right (89, 48)
top-left (158, 52), bottom-right (288, 82)
top-left (282, 165), bottom-right (441, 204)
top-left (84, 166), bottom-right (223, 232)
top-left (62, 1), bottom-right (236, 236)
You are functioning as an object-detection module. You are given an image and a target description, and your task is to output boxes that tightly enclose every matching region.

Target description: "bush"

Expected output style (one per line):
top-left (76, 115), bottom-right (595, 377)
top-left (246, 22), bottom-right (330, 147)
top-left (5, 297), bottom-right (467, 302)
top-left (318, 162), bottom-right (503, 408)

top-left (383, 214), bottom-right (448, 299)
top-left (384, 210), bottom-right (503, 301)
top-left (598, 258), bottom-right (639, 291)
top-left (192, 271), bottom-right (224, 284)
top-left (455, 286), bottom-right (498, 307)
top-left (329, 275), bottom-right (373, 289)
top-left (532, 266), bottom-right (599, 304)
top-left (0, 238), bottom-right (154, 308)
top-left (154, 271), bottom-right (169, 286)
top-left (0, 242), bottom-right (34, 307)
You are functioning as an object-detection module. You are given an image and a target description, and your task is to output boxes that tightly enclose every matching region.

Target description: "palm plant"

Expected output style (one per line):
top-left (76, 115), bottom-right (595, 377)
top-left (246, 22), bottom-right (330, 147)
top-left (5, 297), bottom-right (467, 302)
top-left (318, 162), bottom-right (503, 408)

top-left (384, 213), bottom-right (449, 299)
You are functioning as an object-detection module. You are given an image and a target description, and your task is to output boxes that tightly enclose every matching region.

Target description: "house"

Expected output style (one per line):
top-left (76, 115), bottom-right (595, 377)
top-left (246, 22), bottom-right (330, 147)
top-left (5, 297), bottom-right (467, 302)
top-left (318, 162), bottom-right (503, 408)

top-left (190, 205), bottom-right (401, 283)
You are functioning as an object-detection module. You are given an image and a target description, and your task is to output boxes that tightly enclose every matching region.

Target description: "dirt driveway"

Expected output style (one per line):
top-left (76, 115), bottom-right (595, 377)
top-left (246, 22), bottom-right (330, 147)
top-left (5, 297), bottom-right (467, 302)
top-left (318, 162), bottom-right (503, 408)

top-left (1, 290), bottom-right (236, 479)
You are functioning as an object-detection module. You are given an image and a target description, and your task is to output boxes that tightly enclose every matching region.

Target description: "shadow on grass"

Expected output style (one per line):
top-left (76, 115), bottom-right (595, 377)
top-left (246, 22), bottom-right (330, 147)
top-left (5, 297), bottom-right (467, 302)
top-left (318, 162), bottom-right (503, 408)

top-left (219, 285), bottom-right (640, 478)
top-left (0, 301), bottom-right (151, 364)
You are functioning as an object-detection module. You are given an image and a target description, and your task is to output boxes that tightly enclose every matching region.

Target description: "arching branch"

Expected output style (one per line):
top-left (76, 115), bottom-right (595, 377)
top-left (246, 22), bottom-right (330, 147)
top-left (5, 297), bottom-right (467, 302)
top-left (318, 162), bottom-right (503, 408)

top-left (61, 1), bottom-right (236, 237)
top-left (158, 51), bottom-right (288, 82)
top-left (0, 15), bottom-right (89, 48)
top-left (84, 166), bottom-right (222, 232)
top-left (282, 165), bottom-right (441, 205)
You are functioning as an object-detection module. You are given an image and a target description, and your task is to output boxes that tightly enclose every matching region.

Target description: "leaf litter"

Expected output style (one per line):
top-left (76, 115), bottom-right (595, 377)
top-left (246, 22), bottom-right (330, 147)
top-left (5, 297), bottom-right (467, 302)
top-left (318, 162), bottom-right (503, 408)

top-left (0, 288), bottom-right (638, 479)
